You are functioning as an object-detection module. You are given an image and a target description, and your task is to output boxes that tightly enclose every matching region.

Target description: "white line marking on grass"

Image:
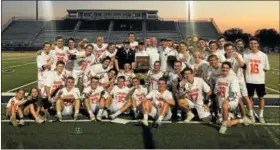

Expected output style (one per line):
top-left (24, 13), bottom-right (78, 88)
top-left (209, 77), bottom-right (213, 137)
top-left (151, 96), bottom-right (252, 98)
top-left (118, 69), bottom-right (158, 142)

top-left (264, 126), bottom-right (280, 146)
top-left (270, 68), bottom-right (279, 71)
top-left (265, 87), bottom-right (280, 93)
top-left (2, 56), bottom-right (36, 61)
top-left (2, 62), bottom-right (36, 69)
top-left (6, 80), bottom-right (38, 92)
top-left (1, 119), bottom-right (280, 125)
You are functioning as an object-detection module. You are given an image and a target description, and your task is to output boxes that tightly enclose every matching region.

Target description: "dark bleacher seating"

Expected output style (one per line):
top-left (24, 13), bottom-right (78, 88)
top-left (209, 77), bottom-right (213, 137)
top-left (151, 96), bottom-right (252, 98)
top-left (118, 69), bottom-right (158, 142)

top-left (79, 20), bottom-right (110, 30)
top-left (44, 20), bottom-right (78, 30)
top-left (75, 31), bottom-right (109, 42)
top-left (146, 20), bottom-right (176, 31)
top-left (113, 20), bottom-right (142, 31)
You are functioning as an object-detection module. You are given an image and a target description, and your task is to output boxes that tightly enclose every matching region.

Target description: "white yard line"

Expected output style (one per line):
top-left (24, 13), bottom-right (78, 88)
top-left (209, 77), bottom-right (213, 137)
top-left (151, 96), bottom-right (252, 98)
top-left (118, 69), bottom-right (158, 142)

top-left (263, 126), bottom-right (280, 146)
top-left (1, 119), bottom-right (280, 125)
top-left (265, 87), bottom-right (280, 93)
top-left (2, 62), bottom-right (36, 69)
top-left (270, 68), bottom-right (279, 71)
top-left (2, 56), bottom-right (36, 61)
top-left (6, 80), bottom-right (38, 92)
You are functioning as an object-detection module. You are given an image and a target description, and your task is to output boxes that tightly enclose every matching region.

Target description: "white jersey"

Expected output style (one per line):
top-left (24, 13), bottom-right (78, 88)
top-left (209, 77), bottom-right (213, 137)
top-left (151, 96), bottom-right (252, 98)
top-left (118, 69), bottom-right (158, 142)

top-left (6, 97), bottom-right (22, 109)
top-left (160, 47), bottom-right (178, 72)
top-left (207, 65), bottom-right (222, 89)
top-left (44, 70), bottom-right (68, 93)
top-left (214, 74), bottom-right (240, 107)
top-left (130, 41), bottom-right (139, 50)
top-left (131, 85), bottom-right (148, 105)
top-left (57, 87), bottom-right (80, 106)
top-left (243, 51), bottom-right (270, 84)
top-left (116, 71), bottom-right (136, 87)
top-left (168, 71), bottom-right (180, 86)
top-left (93, 43), bottom-right (108, 63)
top-left (217, 48), bottom-right (225, 55)
top-left (182, 77), bottom-right (211, 105)
top-left (205, 51), bottom-right (226, 63)
top-left (177, 52), bottom-right (192, 68)
top-left (83, 64), bottom-right (111, 88)
top-left (51, 46), bottom-right (69, 70)
top-left (146, 47), bottom-right (160, 69)
top-left (225, 53), bottom-right (245, 82)
top-left (65, 48), bottom-right (79, 71)
top-left (110, 86), bottom-right (130, 104)
top-left (147, 70), bottom-right (164, 91)
top-left (101, 49), bottom-right (117, 59)
top-left (37, 51), bottom-right (53, 81)
top-left (73, 51), bottom-right (96, 72)
top-left (189, 59), bottom-right (209, 71)
top-left (135, 50), bottom-right (148, 58)
top-left (83, 86), bottom-right (109, 104)
top-left (146, 89), bottom-right (173, 109)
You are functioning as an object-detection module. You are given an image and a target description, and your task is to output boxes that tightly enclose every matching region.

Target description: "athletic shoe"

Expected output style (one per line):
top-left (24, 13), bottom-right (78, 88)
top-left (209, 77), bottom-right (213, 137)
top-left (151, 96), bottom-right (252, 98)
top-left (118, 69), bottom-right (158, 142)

top-left (243, 116), bottom-right (253, 126)
top-left (219, 123), bottom-right (227, 134)
top-left (57, 114), bottom-right (62, 121)
top-left (250, 115), bottom-right (256, 124)
top-left (141, 120), bottom-right (149, 126)
top-left (259, 117), bottom-right (266, 124)
top-left (102, 110), bottom-right (108, 119)
top-left (35, 118), bottom-right (44, 124)
top-left (10, 116), bottom-right (18, 127)
top-left (74, 113), bottom-right (79, 120)
top-left (184, 111), bottom-right (194, 123)
top-left (89, 114), bottom-right (96, 121)
top-left (18, 119), bottom-right (25, 126)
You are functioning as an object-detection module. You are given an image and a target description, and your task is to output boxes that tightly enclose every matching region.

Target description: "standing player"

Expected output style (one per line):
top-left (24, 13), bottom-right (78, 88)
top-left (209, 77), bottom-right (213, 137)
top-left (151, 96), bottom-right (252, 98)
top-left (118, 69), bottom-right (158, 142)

top-left (224, 42), bottom-right (254, 121)
top-left (82, 77), bottom-right (109, 121)
top-left (217, 36), bottom-right (226, 55)
top-left (128, 32), bottom-right (139, 50)
top-left (146, 37), bottom-right (160, 70)
top-left (50, 36), bottom-right (69, 70)
top-left (105, 76), bottom-right (130, 119)
top-left (109, 77), bottom-right (148, 119)
top-left (55, 77), bottom-right (81, 121)
top-left (92, 36), bottom-right (108, 63)
top-left (177, 67), bottom-right (212, 123)
top-left (72, 44), bottom-right (95, 86)
top-left (83, 57), bottom-right (112, 88)
top-left (243, 37), bottom-right (270, 123)
top-left (141, 78), bottom-right (175, 127)
top-left (205, 41), bottom-right (226, 63)
top-left (65, 37), bottom-right (79, 75)
top-left (215, 62), bottom-right (252, 134)
top-left (37, 42), bottom-right (53, 91)
top-left (147, 61), bottom-right (164, 92)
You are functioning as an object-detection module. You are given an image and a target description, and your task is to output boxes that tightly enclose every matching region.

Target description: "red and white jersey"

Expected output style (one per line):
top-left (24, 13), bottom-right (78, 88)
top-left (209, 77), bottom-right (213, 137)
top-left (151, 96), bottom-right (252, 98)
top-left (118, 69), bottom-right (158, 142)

top-left (73, 51), bottom-right (96, 72)
top-left (6, 97), bottom-right (22, 109)
top-left (83, 86), bottom-right (109, 104)
top-left (183, 77), bottom-right (211, 105)
top-left (101, 49), bottom-right (117, 59)
top-left (57, 87), bottom-right (80, 106)
top-left (116, 71), bottom-right (136, 87)
top-left (92, 43), bottom-right (108, 63)
top-left (243, 51), bottom-right (270, 84)
top-left (146, 47), bottom-right (160, 69)
top-left (130, 41), bottom-right (139, 50)
top-left (51, 46), bottom-right (69, 70)
top-left (37, 51), bottom-right (53, 81)
top-left (45, 70), bottom-right (68, 93)
top-left (110, 86), bottom-right (130, 104)
top-left (214, 74), bottom-right (240, 107)
top-left (225, 53), bottom-right (245, 82)
top-left (83, 64), bottom-right (111, 87)
top-left (146, 89), bottom-right (173, 109)
top-left (160, 47), bottom-right (178, 72)
top-left (147, 70), bottom-right (164, 91)
top-left (131, 85), bottom-right (148, 105)
top-left (65, 48), bottom-right (79, 71)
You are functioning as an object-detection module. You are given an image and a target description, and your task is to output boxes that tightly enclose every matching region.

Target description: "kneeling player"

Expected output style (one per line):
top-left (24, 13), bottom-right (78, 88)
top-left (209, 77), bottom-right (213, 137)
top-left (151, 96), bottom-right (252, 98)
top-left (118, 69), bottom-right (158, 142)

top-left (109, 77), bottom-right (148, 119)
top-left (104, 76), bottom-right (130, 119)
top-left (55, 77), bottom-right (81, 121)
top-left (177, 67), bottom-right (212, 123)
top-left (82, 77), bottom-right (109, 121)
top-left (141, 78), bottom-right (175, 127)
top-left (215, 62), bottom-right (253, 134)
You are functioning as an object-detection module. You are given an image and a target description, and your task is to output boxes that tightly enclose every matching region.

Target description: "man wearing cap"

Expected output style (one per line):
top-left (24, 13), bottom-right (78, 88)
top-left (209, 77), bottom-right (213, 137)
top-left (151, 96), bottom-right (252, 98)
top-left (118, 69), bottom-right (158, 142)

top-left (115, 40), bottom-right (135, 72)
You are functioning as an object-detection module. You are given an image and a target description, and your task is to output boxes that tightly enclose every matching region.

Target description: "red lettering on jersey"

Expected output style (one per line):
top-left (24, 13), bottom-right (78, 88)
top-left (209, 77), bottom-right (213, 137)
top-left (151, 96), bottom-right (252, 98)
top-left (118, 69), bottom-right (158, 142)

top-left (188, 88), bottom-right (199, 102)
top-left (116, 92), bottom-right (127, 103)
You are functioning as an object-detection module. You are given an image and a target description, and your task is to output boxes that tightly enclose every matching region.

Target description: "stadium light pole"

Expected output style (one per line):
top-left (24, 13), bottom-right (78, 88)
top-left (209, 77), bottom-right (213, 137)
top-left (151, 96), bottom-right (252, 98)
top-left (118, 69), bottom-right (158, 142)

top-left (188, 1), bottom-right (191, 22)
top-left (36, 0), bottom-right (38, 20)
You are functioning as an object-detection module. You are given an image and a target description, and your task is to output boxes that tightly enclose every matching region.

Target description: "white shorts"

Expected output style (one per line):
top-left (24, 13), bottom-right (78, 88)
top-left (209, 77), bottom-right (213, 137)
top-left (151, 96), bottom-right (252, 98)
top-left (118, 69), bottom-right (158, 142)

top-left (186, 99), bottom-right (211, 119)
top-left (239, 80), bottom-right (248, 97)
top-left (72, 70), bottom-right (83, 85)
top-left (62, 105), bottom-right (73, 116)
top-left (109, 102), bottom-right (125, 113)
top-left (148, 105), bottom-right (172, 121)
top-left (90, 103), bottom-right (100, 114)
top-left (218, 98), bottom-right (239, 111)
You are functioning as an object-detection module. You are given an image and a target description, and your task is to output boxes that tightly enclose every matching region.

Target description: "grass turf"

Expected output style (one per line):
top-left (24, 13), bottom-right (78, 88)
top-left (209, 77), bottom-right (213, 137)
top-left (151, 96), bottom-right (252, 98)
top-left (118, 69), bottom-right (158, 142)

top-left (1, 52), bottom-right (279, 93)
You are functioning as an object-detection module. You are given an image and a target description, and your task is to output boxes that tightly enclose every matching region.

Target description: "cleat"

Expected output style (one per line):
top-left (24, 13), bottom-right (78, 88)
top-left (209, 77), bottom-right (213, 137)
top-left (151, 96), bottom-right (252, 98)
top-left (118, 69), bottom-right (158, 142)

top-left (243, 116), bottom-right (253, 126)
top-left (154, 119), bottom-right (162, 128)
top-left (35, 118), bottom-right (44, 124)
top-left (89, 114), bottom-right (96, 121)
top-left (184, 111), bottom-right (194, 123)
top-left (57, 114), bottom-right (62, 121)
top-left (141, 120), bottom-right (149, 126)
top-left (259, 117), bottom-right (266, 124)
top-left (250, 115), bottom-right (256, 124)
top-left (108, 115), bottom-right (115, 120)
top-left (10, 116), bottom-right (18, 127)
top-left (96, 115), bottom-right (102, 121)
top-left (74, 113), bottom-right (79, 120)
top-left (102, 110), bottom-right (108, 119)
top-left (219, 123), bottom-right (227, 134)
top-left (18, 119), bottom-right (25, 126)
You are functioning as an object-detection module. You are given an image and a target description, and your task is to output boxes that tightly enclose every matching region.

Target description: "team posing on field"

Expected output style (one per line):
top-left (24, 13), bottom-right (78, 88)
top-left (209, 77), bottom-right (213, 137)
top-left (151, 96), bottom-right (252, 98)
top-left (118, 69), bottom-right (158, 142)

top-left (6, 33), bottom-right (270, 134)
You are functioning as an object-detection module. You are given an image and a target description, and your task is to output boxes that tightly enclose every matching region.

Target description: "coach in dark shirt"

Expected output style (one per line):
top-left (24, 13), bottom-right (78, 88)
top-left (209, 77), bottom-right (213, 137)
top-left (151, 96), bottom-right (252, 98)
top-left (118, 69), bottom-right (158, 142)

top-left (114, 40), bottom-right (135, 71)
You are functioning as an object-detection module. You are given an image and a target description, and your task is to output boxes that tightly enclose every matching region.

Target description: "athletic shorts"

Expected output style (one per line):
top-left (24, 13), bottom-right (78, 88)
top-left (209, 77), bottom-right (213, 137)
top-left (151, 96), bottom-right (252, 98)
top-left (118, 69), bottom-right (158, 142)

top-left (62, 105), bottom-right (74, 116)
top-left (109, 102), bottom-right (125, 113)
top-left (185, 99), bottom-right (211, 119)
top-left (90, 103), bottom-right (100, 114)
top-left (239, 80), bottom-right (248, 97)
top-left (148, 105), bottom-right (172, 121)
top-left (246, 83), bottom-right (266, 98)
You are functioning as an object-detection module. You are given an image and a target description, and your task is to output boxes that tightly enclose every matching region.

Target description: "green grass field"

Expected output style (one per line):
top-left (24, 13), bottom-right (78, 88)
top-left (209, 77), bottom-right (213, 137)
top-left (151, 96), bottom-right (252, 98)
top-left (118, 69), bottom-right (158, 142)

top-left (1, 52), bottom-right (279, 94)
